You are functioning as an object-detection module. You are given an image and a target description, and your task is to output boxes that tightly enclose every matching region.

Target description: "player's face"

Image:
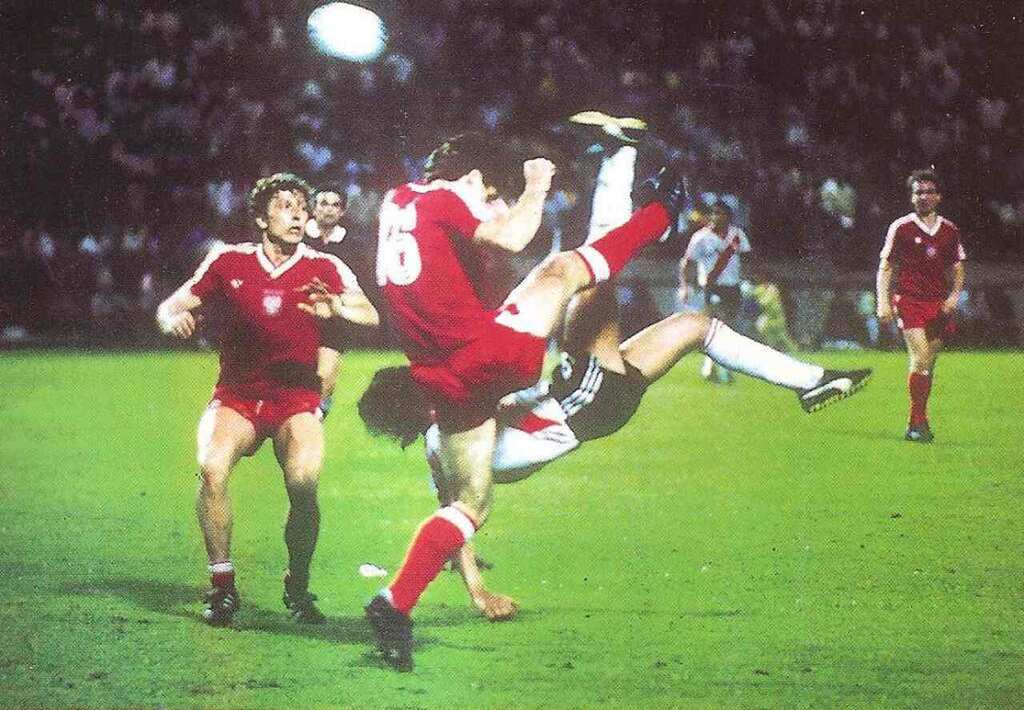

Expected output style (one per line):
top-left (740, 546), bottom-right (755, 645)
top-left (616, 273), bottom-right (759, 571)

top-left (314, 191), bottom-right (344, 226)
top-left (910, 180), bottom-right (941, 216)
top-left (262, 190), bottom-right (309, 244)
top-left (711, 208), bottom-right (730, 231)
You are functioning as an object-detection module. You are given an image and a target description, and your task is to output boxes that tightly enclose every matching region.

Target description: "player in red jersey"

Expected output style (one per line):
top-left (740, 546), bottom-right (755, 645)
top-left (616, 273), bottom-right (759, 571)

top-left (364, 132), bottom-right (687, 670)
top-left (156, 173), bottom-right (378, 626)
top-left (876, 169), bottom-right (966, 443)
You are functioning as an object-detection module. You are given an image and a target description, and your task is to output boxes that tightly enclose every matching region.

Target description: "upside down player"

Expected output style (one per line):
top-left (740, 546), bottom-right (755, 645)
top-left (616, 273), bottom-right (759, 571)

top-left (358, 138), bottom-right (871, 621)
top-left (365, 131), bottom-right (689, 670)
top-left (156, 173), bottom-right (378, 626)
top-left (876, 169), bottom-right (965, 443)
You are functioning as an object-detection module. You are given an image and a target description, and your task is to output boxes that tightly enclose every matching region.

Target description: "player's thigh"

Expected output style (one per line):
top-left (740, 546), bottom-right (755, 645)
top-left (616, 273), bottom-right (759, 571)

top-left (438, 419), bottom-right (497, 523)
top-left (621, 311), bottom-right (710, 381)
top-left (196, 405), bottom-right (259, 480)
top-left (502, 253), bottom-right (592, 338)
top-left (273, 413), bottom-right (324, 487)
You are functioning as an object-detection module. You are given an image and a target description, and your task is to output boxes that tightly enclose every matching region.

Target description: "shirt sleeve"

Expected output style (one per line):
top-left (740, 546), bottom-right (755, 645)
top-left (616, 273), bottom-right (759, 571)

top-left (684, 232), bottom-right (703, 260)
top-left (736, 228), bottom-right (752, 253)
top-left (185, 244), bottom-right (226, 300)
top-left (879, 221), bottom-right (899, 263)
top-left (949, 223), bottom-right (967, 262)
top-left (320, 253), bottom-right (362, 293)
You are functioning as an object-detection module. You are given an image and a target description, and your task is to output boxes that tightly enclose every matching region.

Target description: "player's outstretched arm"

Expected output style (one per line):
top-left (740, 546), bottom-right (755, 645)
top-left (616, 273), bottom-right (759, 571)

top-left (473, 158), bottom-right (555, 253)
top-left (156, 286), bottom-right (202, 339)
top-left (298, 278), bottom-right (380, 326)
top-left (453, 541), bottom-right (518, 622)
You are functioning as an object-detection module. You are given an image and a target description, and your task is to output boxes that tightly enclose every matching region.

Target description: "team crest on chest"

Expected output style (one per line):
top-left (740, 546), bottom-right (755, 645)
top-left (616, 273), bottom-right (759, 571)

top-left (231, 279), bottom-right (243, 289)
top-left (263, 292), bottom-right (284, 315)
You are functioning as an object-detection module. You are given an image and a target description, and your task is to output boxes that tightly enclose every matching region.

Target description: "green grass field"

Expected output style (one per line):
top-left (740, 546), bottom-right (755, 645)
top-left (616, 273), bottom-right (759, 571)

top-left (1, 349), bottom-right (1021, 709)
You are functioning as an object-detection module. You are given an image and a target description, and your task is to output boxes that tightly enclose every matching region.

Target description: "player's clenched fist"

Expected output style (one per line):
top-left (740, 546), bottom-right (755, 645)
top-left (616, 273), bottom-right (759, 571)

top-left (158, 310), bottom-right (197, 339)
top-left (523, 157), bottom-right (556, 193)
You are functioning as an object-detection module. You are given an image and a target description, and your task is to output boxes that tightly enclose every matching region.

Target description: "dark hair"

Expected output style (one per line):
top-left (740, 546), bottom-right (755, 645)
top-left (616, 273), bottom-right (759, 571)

top-left (247, 172), bottom-right (313, 219)
top-left (711, 202), bottom-right (732, 216)
top-left (423, 132), bottom-right (520, 199)
top-left (316, 182), bottom-right (348, 209)
top-left (906, 169), bottom-right (940, 193)
top-left (357, 366), bottom-right (433, 448)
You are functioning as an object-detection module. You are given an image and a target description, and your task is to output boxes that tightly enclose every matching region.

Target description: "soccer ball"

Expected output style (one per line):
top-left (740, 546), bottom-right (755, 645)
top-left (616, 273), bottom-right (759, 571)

top-left (307, 2), bottom-right (387, 63)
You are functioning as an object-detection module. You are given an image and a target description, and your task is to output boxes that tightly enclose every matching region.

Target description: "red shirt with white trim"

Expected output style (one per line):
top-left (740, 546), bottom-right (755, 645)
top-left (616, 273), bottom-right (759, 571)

top-left (187, 241), bottom-right (361, 389)
top-left (880, 213), bottom-right (965, 300)
top-left (376, 181), bottom-right (494, 364)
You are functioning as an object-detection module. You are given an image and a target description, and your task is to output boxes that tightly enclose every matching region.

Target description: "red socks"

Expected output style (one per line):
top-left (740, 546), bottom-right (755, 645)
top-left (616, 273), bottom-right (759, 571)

top-left (386, 507), bottom-right (476, 615)
top-left (908, 371), bottom-right (932, 427)
top-left (575, 202), bottom-right (670, 284)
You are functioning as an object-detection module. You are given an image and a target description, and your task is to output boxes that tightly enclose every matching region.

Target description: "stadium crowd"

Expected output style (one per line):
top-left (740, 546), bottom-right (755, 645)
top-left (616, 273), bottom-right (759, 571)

top-left (5, 1), bottom-right (1022, 345)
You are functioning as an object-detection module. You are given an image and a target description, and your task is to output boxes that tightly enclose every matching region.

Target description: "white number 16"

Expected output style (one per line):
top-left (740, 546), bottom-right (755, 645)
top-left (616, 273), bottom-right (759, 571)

top-left (376, 201), bottom-right (422, 286)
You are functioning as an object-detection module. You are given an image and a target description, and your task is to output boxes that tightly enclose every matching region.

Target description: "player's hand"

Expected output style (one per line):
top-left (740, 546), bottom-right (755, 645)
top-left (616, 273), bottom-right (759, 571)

top-left (523, 158), bottom-right (556, 194)
top-left (158, 310), bottom-right (197, 339)
top-left (472, 589), bottom-right (519, 622)
top-left (297, 277), bottom-right (342, 319)
top-left (877, 303), bottom-right (894, 323)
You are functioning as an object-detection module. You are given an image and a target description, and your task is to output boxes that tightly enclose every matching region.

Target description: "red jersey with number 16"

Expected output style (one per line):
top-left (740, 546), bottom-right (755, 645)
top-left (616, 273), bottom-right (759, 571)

top-left (880, 213), bottom-right (965, 300)
top-left (376, 181), bottom-right (496, 363)
top-left (187, 242), bottom-right (359, 390)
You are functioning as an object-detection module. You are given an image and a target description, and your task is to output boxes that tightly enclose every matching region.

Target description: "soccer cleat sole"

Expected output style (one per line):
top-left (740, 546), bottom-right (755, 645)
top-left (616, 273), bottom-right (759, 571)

top-left (802, 370), bottom-right (872, 413)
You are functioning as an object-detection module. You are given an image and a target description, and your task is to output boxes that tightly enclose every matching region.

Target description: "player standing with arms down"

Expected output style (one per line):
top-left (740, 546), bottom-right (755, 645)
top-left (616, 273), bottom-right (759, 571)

top-left (876, 169), bottom-right (966, 443)
top-left (679, 203), bottom-right (752, 383)
top-left (366, 132), bottom-right (686, 670)
top-left (156, 173), bottom-right (378, 625)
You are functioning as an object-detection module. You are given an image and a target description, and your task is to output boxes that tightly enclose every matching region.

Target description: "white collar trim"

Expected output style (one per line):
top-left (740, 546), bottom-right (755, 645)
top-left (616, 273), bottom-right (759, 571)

top-left (911, 213), bottom-right (942, 237)
top-left (257, 242), bottom-right (307, 278)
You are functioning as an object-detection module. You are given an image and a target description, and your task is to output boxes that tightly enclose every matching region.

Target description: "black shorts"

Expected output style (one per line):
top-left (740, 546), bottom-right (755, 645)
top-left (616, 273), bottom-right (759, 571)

top-left (548, 352), bottom-right (649, 442)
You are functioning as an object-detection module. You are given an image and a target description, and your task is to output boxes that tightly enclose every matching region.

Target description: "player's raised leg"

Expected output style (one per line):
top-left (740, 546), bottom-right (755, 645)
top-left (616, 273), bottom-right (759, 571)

top-left (621, 312), bottom-right (870, 411)
top-left (273, 412), bottom-right (327, 623)
top-left (195, 404), bottom-right (258, 626)
top-left (504, 172), bottom-right (683, 340)
top-left (902, 327), bottom-right (940, 442)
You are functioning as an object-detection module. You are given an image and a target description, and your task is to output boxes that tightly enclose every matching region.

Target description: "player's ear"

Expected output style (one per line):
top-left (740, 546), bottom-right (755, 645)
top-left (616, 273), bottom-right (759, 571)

top-left (254, 216), bottom-right (268, 230)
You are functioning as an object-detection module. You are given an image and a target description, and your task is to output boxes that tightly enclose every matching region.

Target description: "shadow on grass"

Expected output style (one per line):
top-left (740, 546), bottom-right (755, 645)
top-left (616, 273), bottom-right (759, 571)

top-left (826, 428), bottom-right (994, 449)
top-left (57, 576), bottom-right (485, 653)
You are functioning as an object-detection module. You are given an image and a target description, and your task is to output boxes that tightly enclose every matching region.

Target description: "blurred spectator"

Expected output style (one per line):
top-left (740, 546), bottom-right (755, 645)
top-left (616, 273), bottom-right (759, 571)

top-left (6, 1), bottom-right (1023, 345)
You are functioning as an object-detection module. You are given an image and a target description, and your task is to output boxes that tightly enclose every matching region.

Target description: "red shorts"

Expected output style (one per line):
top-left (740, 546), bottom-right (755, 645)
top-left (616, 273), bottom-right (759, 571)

top-left (209, 383), bottom-right (321, 442)
top-left (411, 312), bottom-right (547, 431)
top-left (893, 295), bottom-right (955, 340)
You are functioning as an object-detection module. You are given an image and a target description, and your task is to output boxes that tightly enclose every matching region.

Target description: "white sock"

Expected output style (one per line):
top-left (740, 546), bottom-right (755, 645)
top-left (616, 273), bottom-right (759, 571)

top-left (585, 146), bottom-right (637, 244)
top-left (702, 319), bottom-right (823, 390)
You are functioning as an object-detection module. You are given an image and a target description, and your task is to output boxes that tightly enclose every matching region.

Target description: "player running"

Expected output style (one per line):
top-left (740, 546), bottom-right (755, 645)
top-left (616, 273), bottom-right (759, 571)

top-left (364, 131), bottom-right (691, 670)
top-left (156, 173), bottom-right (378, 626)
top-left (876, 169), bottom-right (966, 443)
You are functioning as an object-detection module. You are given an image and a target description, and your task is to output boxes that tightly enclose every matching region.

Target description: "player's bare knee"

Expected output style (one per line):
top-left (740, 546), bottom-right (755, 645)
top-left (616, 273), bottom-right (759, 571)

top-left (540, 252), bottom-right (587, 288)
top-left (197, 458), bottom-right (231, 492)
top-left (679, 311), bottom-right (712, 335)
top-left (285, 464), bottom-right (321, 493)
